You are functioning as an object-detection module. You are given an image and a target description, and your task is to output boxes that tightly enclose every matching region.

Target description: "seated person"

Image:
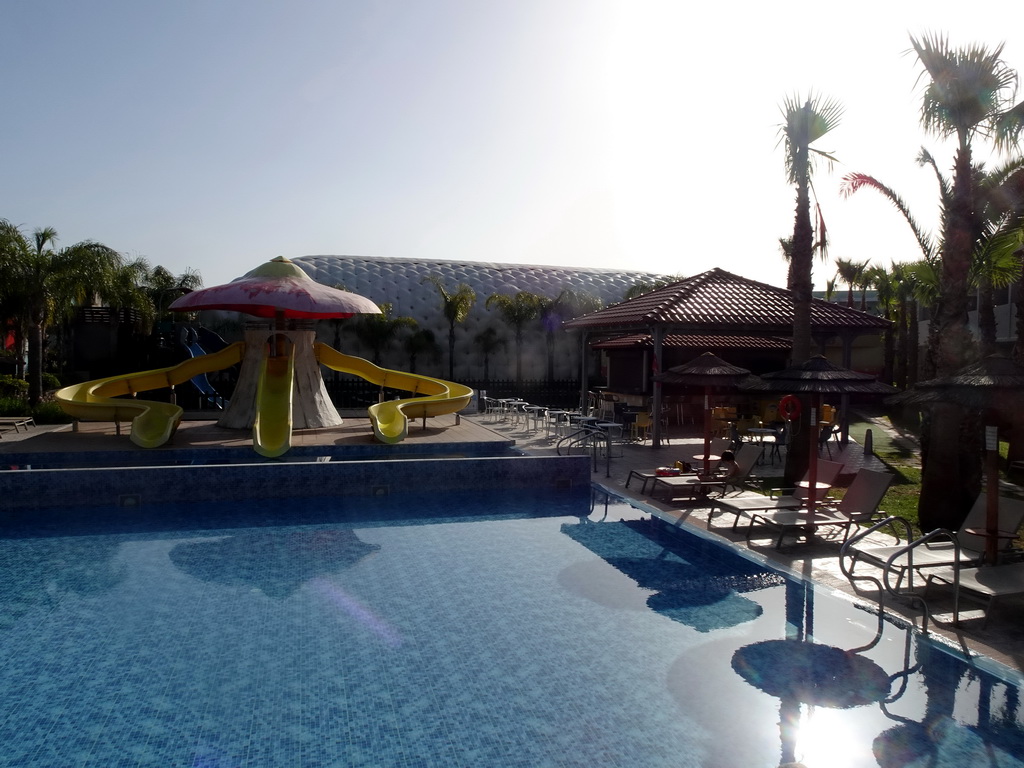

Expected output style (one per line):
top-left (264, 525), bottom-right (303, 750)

top-left (701, 450), bottom-right (740, 483)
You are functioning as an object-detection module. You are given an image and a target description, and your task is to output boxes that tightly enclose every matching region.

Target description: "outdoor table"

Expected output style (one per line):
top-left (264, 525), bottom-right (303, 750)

top-left (595, 421), bottom-right (624, 457)
top-left (545, 410), bottom-right (568, 438)
top-left (747, 427), bottom-right (776, 464)
top-left (796, 481), bottom-right (832, 491)
top-left (692, 453), bottom-right (721, 463)
top-left (523, 405), bottom-right (545, 432)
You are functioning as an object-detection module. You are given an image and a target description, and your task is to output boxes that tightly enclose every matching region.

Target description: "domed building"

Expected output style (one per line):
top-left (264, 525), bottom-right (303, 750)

top-left (288, 255), bottom-right (672, 385)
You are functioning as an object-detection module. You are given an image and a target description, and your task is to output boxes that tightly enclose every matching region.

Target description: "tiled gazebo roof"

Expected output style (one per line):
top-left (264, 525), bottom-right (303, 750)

top-left (592, 333), bottom-right (791, 350)
top-left (563, 268), bottom-right (890, 336)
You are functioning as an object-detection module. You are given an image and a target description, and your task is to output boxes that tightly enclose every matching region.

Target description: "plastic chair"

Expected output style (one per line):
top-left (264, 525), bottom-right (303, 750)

top-left (631, 412), bottom-right (653, 442)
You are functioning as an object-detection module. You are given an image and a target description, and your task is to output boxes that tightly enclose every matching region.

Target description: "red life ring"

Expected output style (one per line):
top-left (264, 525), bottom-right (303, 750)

top-left (779, 395), bottom-right (802, 421)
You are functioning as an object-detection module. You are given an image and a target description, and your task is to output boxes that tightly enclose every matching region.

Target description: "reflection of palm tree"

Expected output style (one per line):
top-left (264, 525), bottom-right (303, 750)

top-left (169, 529), bottom-right (380, 599)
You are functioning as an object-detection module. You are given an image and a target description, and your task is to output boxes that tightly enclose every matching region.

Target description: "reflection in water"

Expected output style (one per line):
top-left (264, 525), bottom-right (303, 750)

top-left (169, 528), bottom-right (379, 598)
top-left (732, 640), bottom-right (891, 709)
top-left (560, 519), bottom-right (784, 632)
top-left (0, 538), bottom-right (126, 628)
top-left (873, 633), bottom-right (1024, 767)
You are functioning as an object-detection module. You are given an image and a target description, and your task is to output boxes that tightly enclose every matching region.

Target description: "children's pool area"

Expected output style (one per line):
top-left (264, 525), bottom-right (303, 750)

top-left (2, 486), bottom-right (1024, 767)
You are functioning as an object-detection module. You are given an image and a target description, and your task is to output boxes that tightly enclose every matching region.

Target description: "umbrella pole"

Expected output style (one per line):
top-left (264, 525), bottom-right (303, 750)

top-left (985, 425), bottom-right (1000, 564)
top-left (806, 396), bottom-right (819, 520)
top-left (703, 389), bottom-right (712, 475)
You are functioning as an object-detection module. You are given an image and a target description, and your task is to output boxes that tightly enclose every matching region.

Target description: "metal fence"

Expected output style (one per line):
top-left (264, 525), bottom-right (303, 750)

top-left (323, 378), bottom-right (584, 410)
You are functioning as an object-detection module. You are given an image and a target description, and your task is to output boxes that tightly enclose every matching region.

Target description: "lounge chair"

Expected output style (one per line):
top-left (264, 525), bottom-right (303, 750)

top-left (707, 460), bottom-right (844, 531)
top-left (841, 493), bottom-right (1024, 594)
top-left (925, 561), bottom-right (1024, 627)
top-left (745, 468), bottom-right (894, 549)
top-left (0, 416), bottom-right (35, 433)
top-left (720, 443), bottom-right (763, 496)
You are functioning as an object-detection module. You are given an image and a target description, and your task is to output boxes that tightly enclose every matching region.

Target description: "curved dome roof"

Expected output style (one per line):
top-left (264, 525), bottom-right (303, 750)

top-left (291, 255), bottom-right (669, 308)
top-left (243, 255), bottom-right (673, 381)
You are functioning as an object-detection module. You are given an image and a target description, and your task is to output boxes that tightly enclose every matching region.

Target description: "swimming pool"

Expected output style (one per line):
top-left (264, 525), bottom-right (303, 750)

top-left (1, 488), bottom-right (1022, 767)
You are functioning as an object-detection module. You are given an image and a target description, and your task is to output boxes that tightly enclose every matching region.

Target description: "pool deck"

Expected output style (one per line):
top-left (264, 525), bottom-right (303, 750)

top-left (4, 409), bottom-right (1024, 677)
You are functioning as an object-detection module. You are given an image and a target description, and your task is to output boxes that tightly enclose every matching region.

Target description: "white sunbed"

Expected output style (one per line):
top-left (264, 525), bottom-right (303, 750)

top-left (745, 468), bottom-right (894, 549)
top-left (707, 460), bottom-right (845, 531)
top-left (843, 493), bottom-right (1024, 593)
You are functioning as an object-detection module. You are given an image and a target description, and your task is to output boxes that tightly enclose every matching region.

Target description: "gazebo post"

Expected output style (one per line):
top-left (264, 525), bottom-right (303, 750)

top-left (651, 326), bottom-right (664, 448)
top-left (578, 331), bottom-right (590, 414)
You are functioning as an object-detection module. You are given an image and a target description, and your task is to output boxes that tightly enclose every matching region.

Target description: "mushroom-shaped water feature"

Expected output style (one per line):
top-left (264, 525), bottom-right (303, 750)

top-left (170, 257), bottom-right (381, 456)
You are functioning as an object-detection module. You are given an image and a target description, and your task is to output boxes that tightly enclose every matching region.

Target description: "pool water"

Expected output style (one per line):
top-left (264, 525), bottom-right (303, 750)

top-left (1, 488), bottom-right (1023, 767)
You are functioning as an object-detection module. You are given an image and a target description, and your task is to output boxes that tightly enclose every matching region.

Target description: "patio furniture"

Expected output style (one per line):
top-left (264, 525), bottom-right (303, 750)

top-left (924, 561), bottom-right (1024, 627)
top-left (0, 416), bottom-right (36, 433)
top-left (745, 468), bottom-right (894, 549)
top-left (631, 412), bottom-right (653, 442)
top-left (840, 493), bottom-right (1024, 594)
top-left (652, 473), bottom-right (725, 501)
top-left (707, 460), bottom-right (844, 531)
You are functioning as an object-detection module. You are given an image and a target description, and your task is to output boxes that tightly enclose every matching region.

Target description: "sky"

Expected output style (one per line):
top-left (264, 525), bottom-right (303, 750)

top-left (3, 0), bottom-right (1022, 293)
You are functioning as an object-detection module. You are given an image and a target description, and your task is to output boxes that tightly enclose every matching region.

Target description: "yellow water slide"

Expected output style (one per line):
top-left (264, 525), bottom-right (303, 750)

top-left (314, 342), bottom-right (474, 444)
top-left (55, 342), bottom-right (245, 448)
top-left (252, 346), bottom-right (296, 458)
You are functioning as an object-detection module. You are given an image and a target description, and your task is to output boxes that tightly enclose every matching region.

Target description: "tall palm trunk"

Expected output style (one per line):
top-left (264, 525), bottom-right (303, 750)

top-left (27, 313), bottom-right (44, 406)
top-left (895, 294), bottom-right (908, 389)
top-left (977, 276), bottom-right (997, 356)
top-left (908, 298), bottom-right (920, 386)
top-left (514, 330), bottom-right (523, 386)
top-left (790, 170), bottom-right (814, 364)
top-left (919, 146), bottom-right (978, 531)
top-left (447, 326), bottom-right (456, 381)
top-left (881, 307), bottom-right (895, 386)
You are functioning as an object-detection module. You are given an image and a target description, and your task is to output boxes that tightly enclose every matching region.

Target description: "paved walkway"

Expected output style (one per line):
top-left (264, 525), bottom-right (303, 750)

top-left (470, 411), bottom-right (1024, 675)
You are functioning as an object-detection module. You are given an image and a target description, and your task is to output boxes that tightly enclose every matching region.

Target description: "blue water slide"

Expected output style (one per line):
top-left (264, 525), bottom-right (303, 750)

top-left (180, 328), bottom-right (228, 409)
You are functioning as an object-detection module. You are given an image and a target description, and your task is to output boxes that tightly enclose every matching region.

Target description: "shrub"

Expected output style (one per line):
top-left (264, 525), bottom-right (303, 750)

top-left (31, 401), bottom-right (74, 424)
top-left (0, 397), bottom-right (28, 416)
top-left (41, 372), bottom-right (61, 392)
top-left (0, 375), bottom-right (28, 400)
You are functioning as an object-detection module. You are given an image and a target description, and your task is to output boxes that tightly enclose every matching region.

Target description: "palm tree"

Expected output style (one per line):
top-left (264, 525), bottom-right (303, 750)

top-left (778, 93), bottom-right (843, 363)
top-left (403, 329), bottom-right (439, 374)
top-left (623, 277), bottom-right (682, 301)
top-left (421, 275), bottom-right (476, 380)
top-left (866, 264), bottom-right (897, 384)
top-left (538, 289), bottom-right (603, 383)
top-left (778, 93), bottom-right (842, 487)
top-left (908, 33), bottom-right (1024, 530)
top-left (145, 265), bottom-right (203, 323)
top-left (834, 257), bottom-right (870, 307)
top-left (0, 221), bottom-right (133, 405)
top-left (348, 302), bottom-right (417, 365)
top-left (473, 327), bottom-right (505, 385)
top-left (485, 291), bottom-right (542, 386)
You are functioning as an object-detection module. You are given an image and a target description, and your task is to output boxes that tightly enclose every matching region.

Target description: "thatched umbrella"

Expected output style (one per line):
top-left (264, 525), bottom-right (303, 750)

top-left (653, 352), bottom-right (756, 474)
top-left (741, 356), bottom-right (896, 517)
top-left (889, 355), bottom-right (1024, 563)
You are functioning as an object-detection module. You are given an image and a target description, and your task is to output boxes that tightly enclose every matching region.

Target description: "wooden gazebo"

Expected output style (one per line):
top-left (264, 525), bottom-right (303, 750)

top-left (563, 268), bottom-right (891, 446)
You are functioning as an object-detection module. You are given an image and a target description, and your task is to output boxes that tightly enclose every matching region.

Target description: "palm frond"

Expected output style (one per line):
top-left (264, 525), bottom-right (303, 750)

top-left (839, 171), bottom-right (937, 261)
